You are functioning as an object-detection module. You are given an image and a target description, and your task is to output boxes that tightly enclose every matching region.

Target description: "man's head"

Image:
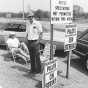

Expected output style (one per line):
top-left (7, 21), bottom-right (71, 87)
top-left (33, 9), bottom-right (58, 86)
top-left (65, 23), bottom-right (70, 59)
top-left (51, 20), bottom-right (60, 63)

top-left (27, 12), bottom-right (34, 23)
top-left (9, 32), bottom-right (16, 39)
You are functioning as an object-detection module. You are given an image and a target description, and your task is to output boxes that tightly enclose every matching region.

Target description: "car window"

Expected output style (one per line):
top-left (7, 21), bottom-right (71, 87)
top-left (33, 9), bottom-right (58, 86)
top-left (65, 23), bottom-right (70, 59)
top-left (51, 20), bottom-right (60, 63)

top-left (81, 33), bottom-right (88, 41)
top-left (4, 23), bottom-right (26, 32)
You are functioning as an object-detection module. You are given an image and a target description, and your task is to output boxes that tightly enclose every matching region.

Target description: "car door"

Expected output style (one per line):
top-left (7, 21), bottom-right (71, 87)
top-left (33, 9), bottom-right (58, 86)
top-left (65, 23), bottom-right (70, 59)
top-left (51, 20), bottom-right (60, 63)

top-left (77, 32), bottom-right (88, 54)
top-left (0, 22), bottom-right (27, 45)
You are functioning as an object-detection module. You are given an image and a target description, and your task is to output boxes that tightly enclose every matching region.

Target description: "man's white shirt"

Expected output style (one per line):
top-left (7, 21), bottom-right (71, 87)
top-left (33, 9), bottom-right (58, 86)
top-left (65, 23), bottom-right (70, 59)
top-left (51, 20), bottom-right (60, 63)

top-left (26, 20), bottom-right (42, 40)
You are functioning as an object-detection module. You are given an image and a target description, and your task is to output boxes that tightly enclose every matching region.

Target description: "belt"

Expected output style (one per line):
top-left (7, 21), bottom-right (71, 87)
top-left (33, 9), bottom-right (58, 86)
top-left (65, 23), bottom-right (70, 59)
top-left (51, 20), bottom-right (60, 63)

top-left (28, 40), bottom-right (37, 42)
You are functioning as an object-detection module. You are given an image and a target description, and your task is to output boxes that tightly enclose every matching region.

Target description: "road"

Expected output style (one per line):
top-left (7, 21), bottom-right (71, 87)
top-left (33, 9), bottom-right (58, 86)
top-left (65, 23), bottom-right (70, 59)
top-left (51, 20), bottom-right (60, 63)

top-left (0, 18), bottom-right (88, 32)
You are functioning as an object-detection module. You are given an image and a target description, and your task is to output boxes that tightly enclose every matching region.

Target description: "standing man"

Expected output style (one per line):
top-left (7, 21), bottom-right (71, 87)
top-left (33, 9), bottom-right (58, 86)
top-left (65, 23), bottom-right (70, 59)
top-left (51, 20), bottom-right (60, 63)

top-left (26, 12), bottom-right (43, 74)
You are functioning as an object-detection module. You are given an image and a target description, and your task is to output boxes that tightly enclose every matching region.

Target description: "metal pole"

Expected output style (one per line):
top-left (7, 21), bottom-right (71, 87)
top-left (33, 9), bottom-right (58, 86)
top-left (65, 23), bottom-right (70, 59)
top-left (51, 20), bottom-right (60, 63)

top-left (22, 0), bottom-right (25, 19)
top-left (50, 24), bottom-right (53, 60)
top-left (50, 0), bottom-right (53, 60)
top-left (66, 51), bottom-right (71, 79)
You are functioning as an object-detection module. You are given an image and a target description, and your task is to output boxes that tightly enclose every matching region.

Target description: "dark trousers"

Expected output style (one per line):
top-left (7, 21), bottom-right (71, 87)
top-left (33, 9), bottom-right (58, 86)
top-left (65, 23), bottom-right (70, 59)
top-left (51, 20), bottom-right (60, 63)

top-left (28, 40), bottom-right (41, 73)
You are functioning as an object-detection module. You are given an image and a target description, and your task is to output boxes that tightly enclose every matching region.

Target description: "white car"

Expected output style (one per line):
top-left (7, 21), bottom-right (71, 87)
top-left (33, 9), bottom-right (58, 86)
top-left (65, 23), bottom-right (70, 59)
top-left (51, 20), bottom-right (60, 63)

top-left (0, 19), bottom-right (65, 51)
top-left (0, 21), bottom-right (28, 45)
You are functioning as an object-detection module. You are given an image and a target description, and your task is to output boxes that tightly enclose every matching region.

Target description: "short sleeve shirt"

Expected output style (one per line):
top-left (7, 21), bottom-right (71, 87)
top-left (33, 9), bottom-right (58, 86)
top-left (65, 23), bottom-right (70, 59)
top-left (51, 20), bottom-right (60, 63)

top-left (6, 38), bottom-right (20, 48)
top-left (26, 20), bottom-right (42, 40)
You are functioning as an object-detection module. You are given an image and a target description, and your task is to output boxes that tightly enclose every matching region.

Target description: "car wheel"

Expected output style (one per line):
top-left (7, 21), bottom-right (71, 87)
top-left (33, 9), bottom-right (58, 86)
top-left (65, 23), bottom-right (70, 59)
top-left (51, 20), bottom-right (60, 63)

top-left (85, 55), bottom-right (88, 71)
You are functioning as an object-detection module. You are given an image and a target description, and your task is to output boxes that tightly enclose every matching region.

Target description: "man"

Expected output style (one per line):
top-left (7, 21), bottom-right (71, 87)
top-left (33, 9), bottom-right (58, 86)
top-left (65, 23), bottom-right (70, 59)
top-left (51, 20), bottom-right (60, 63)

top-left (6, 32), bottom-right (30, 63)
top-left (26, 12), bottom-right (43, 74)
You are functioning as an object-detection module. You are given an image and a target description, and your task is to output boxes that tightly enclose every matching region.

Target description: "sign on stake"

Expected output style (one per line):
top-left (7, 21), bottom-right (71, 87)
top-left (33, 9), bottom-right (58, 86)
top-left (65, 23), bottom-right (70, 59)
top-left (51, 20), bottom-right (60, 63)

top-left (65, 23), bottom-right (77, 78)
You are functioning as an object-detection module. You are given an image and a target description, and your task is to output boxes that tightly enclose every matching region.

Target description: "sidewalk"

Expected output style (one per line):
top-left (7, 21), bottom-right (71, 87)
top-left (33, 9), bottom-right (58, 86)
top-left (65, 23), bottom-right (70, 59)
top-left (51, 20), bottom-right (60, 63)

top-left (32, 56), bottom-right (88, 88)
top-left (0, 50), bottom-right (88, 88)
top-left (56, 57), bottom-right (88, 88)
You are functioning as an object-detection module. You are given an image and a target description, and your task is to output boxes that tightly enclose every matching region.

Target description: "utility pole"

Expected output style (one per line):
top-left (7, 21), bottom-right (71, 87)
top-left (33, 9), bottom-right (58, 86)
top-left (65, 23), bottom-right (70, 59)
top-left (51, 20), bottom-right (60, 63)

top-left (22, 0), bottom-right (25, 19)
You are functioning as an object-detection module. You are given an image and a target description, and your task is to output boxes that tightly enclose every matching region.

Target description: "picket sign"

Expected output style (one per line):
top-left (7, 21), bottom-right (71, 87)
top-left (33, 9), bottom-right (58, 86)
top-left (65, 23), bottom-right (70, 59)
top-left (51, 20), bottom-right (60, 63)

top-left (41, 43), bottom-right (56, 62)
top-left (41, 43), bottom-right (57, 88)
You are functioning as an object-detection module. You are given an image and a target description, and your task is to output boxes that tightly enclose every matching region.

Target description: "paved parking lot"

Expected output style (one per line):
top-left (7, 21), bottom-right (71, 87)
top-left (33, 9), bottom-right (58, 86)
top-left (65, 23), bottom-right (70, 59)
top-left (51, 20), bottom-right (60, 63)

top-left (0, 49), bottom-right (88, 88)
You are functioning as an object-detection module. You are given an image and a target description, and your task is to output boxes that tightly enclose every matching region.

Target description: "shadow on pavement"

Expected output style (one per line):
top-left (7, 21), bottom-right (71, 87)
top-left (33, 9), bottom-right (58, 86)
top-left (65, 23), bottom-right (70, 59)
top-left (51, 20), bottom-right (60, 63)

top-left (15, 57), bottom-right (27, 65)
top-left (35, 81), bottom-right (42, 88)
top-left (57, 70), bottom-right (66, 78)
top-left (23, 73), bottom-right (42, 88)
top-left (2, 53), bottom-right (12, 62)
top-left (2, 52), bottom-right (27, 65)
top-left (71, 59), bottom-right (88, 76)
top-left (0, 45), bottom-right (28, 65)
top-left (23, 73), bottom-right (40, 81)
top-left (63, 55), bottom-right (88, 76)
top-left (11, 65), bottom-right (29, 73)
top-left (11, 65), bottom-right (42, 85)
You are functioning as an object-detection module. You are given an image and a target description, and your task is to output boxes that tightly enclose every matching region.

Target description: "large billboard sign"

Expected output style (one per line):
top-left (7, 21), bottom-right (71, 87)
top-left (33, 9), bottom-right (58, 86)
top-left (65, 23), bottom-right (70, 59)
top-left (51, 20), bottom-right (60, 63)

top-left (51, 0), bottom-right (73, 24)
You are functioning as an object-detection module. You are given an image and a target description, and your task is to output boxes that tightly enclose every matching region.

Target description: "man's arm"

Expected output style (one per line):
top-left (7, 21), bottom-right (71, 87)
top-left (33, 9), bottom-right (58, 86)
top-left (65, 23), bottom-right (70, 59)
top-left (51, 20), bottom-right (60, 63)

top-left (38, 21), bottom-right (43, 42)
top-left (25, 23), bottom-right (28, 40)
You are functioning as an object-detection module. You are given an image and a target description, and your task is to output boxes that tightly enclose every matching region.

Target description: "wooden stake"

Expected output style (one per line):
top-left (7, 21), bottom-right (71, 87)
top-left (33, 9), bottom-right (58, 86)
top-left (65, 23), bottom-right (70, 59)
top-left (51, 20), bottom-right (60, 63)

top-left (66, 50), bottom-right (72, 79)
top-left (50, 24), bottom-right (53, 60)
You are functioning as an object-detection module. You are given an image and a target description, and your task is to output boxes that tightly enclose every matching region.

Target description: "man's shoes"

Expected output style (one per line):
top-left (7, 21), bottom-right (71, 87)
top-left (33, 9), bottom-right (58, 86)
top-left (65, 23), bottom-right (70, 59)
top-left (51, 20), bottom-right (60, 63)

top-left (28, 70), bottom-right (41, 74)
top-left (28, 70), bottom-right (36, 74)
top-left (35, 70), bottom-right (41, 74)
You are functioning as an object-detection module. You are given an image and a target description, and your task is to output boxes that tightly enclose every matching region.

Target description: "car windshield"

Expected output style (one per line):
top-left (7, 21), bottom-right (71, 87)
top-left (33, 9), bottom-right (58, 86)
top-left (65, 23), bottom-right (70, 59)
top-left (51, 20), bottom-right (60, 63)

top-left (4, 23), bottom-right (26, 32)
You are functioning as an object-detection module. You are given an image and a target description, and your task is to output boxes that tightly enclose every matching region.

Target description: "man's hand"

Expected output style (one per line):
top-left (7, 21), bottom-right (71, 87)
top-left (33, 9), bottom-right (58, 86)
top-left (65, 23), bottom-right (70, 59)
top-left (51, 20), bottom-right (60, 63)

top-left (39, 32), bottom-right (43, 42)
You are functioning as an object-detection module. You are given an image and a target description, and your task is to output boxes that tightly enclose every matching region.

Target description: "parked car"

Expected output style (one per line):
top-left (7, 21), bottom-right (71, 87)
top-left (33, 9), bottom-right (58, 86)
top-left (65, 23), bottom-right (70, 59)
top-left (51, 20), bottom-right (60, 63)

top-left (73, 29), bottom-right (88, 70)
top-left (0, 19), bottom-right (65, 51)
top-left (0, 21), bottom-right (28, 46)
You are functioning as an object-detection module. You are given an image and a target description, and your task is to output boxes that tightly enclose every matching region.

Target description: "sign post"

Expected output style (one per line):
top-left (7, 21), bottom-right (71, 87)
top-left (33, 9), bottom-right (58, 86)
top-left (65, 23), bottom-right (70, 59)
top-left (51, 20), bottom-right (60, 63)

top-left (66, 51), bottom-right (71, 78)
top-left (51, 0), bottom-right (73, 79)
top-left (64, 23), bottom-right (77, 78)
top-left (42, 0), bottom-right (74, 88)
top-left (50, 0), bottom-right (53, 60)
top-left (22, 0), bottom-right (25, 19)
top-left (50, 24), bottom-right (53, 60)
top-left (42, 0), bottom-right (58, 88)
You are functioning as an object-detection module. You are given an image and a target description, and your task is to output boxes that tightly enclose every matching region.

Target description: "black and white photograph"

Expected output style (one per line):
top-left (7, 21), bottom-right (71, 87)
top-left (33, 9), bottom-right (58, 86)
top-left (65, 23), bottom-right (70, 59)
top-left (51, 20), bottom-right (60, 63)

top-left (0, 0), bottom-right (88, 88)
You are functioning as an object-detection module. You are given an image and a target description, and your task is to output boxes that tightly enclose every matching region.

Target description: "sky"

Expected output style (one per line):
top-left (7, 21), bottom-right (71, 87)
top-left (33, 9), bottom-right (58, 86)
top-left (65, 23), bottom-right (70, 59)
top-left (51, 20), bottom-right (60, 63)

top-left (0, 0), bottom-right (88, 12)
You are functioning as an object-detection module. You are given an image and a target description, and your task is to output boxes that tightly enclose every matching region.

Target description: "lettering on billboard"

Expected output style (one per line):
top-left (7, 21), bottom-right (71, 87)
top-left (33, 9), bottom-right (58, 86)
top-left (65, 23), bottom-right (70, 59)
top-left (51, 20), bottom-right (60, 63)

top-left (51, 0), bottom-right (73, 24)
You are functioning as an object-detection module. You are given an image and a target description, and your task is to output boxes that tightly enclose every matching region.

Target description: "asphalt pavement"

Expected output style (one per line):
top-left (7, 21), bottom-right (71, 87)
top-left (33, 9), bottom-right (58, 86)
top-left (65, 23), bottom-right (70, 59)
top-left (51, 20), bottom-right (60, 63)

top-left (0, 50), bottom-right (88, 88)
